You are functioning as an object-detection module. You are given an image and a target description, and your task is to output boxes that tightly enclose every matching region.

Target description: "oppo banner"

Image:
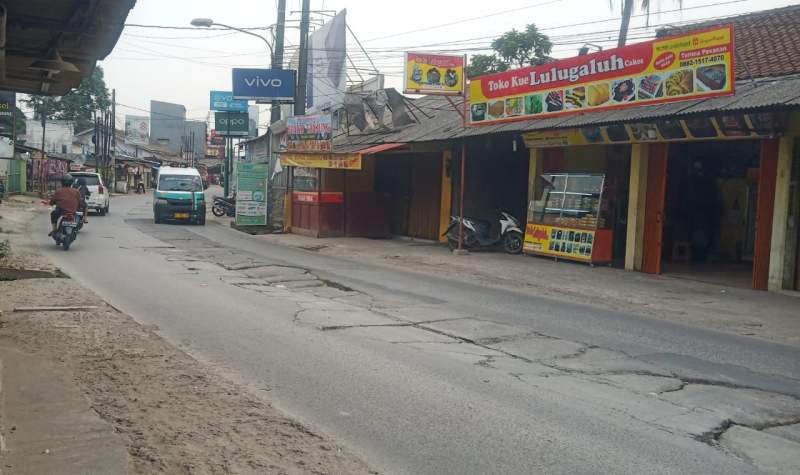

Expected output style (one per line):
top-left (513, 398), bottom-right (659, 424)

top-left (215, 112), bottom-right (250, 136)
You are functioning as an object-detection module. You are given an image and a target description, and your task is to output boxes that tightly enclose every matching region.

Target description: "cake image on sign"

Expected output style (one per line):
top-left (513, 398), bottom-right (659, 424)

top-left (565, 87), bottom-right (586, 110)
top-left (471, 103), bottom-right (487, 122)
top-left (611, 78), bottom-right (636, 103)
top-left (665, 69), bottom-right (693, 96)
top-left (587, 83), bottom-right (610, 107)
top-left (525, 94), bottom-right (543, 115)
top-left (505, 97), bottom-right (523, 116)
top-left (545, 91), bottom-right (564, 112)
top-left (696, 64), bottom-right (727, 91)
top-left (637, 74), bottom-right (663, 100)
top-left (487, 100), bottom-right (505, 119)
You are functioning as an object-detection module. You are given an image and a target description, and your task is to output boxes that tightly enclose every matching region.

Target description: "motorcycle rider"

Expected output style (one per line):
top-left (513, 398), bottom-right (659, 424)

top-left (49, 175), bottom-right (81, 236)
top-left (73, 177), bottom-right (90, 223)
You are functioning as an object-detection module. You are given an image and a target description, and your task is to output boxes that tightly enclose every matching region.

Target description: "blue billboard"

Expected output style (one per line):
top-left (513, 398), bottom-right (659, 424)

top-left (209, 90), bottom-right (248, 112)
top-left (232, 68), bottom-right (296, 102)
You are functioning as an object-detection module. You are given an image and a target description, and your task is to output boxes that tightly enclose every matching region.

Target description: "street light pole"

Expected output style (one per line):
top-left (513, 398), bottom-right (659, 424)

top-left (270, 0), bottom-right (287, 124)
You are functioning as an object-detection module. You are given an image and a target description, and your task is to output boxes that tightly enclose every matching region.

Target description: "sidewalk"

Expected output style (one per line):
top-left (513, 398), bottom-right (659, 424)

top-left (254, 231), bottom-right (800, 346)
top-left (0, 196), bottom-right (372, 473)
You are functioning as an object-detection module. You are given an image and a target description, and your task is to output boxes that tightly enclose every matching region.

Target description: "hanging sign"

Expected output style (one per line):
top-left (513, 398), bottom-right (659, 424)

top-left (468, 25), bottom-right (734, 125)
top-left (286, 114), bottom-right (332, 152)
top-left (404, 53), bottom-right (465, 95)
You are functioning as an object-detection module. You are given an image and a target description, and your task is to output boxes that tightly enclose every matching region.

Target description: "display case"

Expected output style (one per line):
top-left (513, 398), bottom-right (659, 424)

top-left (523, 173), bottom-right (613, 264)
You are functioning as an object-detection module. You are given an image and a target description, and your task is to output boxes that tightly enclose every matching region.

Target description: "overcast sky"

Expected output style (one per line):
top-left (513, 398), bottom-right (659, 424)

top-left (101, 0), bottom-right (795, 130)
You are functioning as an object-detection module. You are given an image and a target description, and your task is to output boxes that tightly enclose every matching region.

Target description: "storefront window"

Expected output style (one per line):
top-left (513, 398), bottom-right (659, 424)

top-left (292, 167), bottom-right (318, 192)
top-left (532, 173), bottom-right (608, 229)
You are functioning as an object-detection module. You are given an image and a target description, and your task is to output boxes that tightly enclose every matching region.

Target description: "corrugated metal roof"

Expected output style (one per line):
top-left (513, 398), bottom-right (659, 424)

top-left (331, 75), bottom-right (800, 151)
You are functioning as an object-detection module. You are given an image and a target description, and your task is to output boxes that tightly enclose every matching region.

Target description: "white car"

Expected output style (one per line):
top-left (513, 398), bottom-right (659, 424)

top-left (70, 172), bottom-right (110, 215)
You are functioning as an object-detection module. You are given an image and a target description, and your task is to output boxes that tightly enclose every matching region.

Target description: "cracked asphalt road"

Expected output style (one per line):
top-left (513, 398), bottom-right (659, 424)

top-left (34, 195), bottom-right (800, 474)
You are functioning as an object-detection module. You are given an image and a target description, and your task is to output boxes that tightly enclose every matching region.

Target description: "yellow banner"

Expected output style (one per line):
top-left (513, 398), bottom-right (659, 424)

top-left (469, 26), bottom-right (734, 125)
top-left (404, 52), bottom-right (465, 96)
top-left (523, 223), bottom-right (595, 261)
top-left (280, 153), bottom-right (362, 170)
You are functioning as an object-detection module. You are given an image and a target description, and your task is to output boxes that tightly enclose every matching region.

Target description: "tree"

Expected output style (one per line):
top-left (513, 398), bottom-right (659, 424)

top-left (611, 0), bottom-right (683, 47)
top-left (467, 24), bottom-right (553, 78)
top-left (22, 66), bottom-right (110, 132)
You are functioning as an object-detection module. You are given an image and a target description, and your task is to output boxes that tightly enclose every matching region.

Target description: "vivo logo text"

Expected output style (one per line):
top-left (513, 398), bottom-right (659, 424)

top-left (244, 77), bottom-right (283, 88)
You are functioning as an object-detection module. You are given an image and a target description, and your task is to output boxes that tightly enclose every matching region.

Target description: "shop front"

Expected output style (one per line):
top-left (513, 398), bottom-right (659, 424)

top-left (520, 110), bottom-right (797, 290)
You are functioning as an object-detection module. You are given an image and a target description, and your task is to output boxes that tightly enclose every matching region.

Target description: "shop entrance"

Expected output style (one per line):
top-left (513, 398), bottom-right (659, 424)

top-left (375, 153), bottom-right (443, 240)
top-left (660, 140), bottom-right (761, 287)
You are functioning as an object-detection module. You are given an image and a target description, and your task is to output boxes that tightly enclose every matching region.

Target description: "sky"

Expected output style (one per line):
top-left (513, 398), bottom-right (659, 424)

top-left (101, 0), bottom-right (797, 132)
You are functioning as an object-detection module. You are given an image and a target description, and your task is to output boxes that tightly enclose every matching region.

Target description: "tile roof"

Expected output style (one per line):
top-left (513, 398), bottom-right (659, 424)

top-left (663, 4), bottom-right (800, 80)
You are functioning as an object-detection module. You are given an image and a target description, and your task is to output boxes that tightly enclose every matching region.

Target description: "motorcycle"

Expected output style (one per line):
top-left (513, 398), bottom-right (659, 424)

top-left (443, 211), bottom-right (524, 254)
top-left (52, 211), bottom-right (80, 251)
top-left (211, 195), bottom-right (236, 217)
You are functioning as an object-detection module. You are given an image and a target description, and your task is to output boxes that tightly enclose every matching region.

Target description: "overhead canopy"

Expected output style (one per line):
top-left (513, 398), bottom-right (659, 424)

top-left (0, 0), bottom-right (136, 95)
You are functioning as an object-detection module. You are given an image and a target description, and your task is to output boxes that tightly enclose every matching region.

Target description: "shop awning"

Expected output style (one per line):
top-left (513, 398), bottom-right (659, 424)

top-left (355, 143), bottom-right (406, 155)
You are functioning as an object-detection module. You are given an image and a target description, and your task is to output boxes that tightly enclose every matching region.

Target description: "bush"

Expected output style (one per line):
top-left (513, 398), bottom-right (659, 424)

top-left (0, 239), bottom-right (11, 262)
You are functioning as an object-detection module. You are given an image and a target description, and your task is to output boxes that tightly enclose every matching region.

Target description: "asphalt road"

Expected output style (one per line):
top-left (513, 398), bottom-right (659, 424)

top-left (34, 193), bottom-right (800, 474)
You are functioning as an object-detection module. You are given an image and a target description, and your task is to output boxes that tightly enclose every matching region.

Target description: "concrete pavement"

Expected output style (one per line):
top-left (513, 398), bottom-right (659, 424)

top-left (32, 192), bottom-right (800, 474)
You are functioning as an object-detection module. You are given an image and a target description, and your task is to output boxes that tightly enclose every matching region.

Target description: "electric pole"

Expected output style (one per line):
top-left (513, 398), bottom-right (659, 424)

top-left (296, 0), bottom-right (311, 116)
top-left (111, 89), bottom-right (116, 189)
top-left (270, 0), bottom-right (287, 124)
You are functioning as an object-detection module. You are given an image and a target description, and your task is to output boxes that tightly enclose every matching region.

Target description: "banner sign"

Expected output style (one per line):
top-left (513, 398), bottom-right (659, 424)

top-left (210, 90), bottom-right (248, 112)
top-left (215, 112), bottom-right (249, 136)
top-left (232, 68), bottom-right (296, 101)
top-left (469, 26), bottom-right (734, 125)
top-left (235, 162), bottom-right (268, 226)
top-left (404, 53), bottom-right (465, 96)
top-left (280, 153), bottom-right (361, 170)
top-left (124, 115), bottom-right (150, 145)
top-left (286, 114), bottom-right (332, 152)
top-left (523, 223), bottom-right (595, 261)
top-left (522, 112), bottom-right (784, 148)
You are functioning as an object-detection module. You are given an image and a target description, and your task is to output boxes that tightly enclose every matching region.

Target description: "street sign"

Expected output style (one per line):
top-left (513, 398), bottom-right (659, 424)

top-left (214, 112), bottom-right (249, 136)
top-left (210, 90), bottom-right (248, 112)
top-left (232, 68), bottom-right (296, 102)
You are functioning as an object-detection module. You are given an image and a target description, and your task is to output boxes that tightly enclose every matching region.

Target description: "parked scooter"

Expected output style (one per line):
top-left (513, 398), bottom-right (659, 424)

top-left (443, 211), bottom-right (524, 254)
top-left (211, 195), bottom-right (236, 217)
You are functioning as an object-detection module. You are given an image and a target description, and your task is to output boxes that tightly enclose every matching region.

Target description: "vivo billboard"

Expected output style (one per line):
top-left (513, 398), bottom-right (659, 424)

top-left (232, 68), bottom-right (296, 102)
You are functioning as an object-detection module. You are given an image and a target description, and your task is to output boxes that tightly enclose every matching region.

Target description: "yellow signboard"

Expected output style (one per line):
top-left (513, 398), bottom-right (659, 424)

top-left (523, 223), bottom-right (595, 261)
top-left (280, 153), bottom-right (362, 170)
top-left (469, 26), bottom-right (734, 125)
top-left (404, 52), bottom-right (465, 96)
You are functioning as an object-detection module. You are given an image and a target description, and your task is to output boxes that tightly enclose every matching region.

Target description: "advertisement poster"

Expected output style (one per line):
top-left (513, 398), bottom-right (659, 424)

top-left (286, 114), bottom-right (332, 152)
top-left (215, 112), bottom-right (250, 136)
top-left (404, 53), bottom-right (465, 95)
top-left (124, 115), bottom-right (150, 145)
top-left (235, 163), bottom-right (268, 226)
top-left (209, 90), bottom-right (248, 112)
top-left (523, 223), bottom-right (595, 261)
top-left (280, 152), bottom-right (361, 170)
top-left (469, 26), bottom-right (734, 125)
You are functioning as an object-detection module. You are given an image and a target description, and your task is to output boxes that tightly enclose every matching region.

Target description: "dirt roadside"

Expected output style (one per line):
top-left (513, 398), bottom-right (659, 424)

top-left (0, 197), bottom-right (374, 475)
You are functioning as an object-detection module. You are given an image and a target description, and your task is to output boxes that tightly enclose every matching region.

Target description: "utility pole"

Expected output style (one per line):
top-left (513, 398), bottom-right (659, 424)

top-left (39, 100), bottom-right (47, 195)
top-left (296, 0), bottom-right (311, 116)
top-left (111, 89), bottom-right (116, 190)
top-left (270, 0), bottom-right (287, 124)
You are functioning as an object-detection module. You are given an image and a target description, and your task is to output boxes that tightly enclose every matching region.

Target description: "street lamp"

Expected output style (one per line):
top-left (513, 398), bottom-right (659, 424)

top-left (190, 18), bottom-right (274, 59)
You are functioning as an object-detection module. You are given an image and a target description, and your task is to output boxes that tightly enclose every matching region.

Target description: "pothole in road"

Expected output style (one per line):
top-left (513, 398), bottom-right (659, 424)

top-left (0, 267), bottom-right (67, 281)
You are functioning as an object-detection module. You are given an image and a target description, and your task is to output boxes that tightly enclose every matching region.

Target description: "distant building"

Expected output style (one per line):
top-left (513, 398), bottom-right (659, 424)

top-left (150, 100), bottom-right (186, 155)
top-left (24, 119), bottom-right (74, 154)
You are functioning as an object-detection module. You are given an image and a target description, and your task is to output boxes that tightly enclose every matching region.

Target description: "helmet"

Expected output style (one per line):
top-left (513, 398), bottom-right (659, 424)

top-left (61, 174), bottom-right (74, 187)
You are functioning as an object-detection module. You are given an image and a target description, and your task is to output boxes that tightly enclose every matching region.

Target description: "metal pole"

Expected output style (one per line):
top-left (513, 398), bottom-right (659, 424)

top-left (111, 89), bottom-right (116, 189)
top-left (270, 0), bottom-right (286, 124)
top-left (40, 100), bottom-right (47, 196)
top-left (296, 0), bottom-right (311, 116)
top-left (224, 114), bottom-right (231, 197)
top-left (458, 138), bottom-right (466, 251)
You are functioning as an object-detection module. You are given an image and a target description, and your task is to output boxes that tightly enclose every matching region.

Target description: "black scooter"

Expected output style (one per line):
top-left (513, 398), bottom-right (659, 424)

top-left (443, 211), bottom-right (524, 254)
top-left (211, 195), bottom-right (236, 217)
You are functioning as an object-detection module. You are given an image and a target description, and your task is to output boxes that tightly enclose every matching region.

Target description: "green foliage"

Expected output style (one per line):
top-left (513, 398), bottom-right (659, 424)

top-left (467, 24), bottom-right (552, 78)
top-left (0, 239), bottom-right (10, 262)
top-left (22, 67), bottom-right (110, 132)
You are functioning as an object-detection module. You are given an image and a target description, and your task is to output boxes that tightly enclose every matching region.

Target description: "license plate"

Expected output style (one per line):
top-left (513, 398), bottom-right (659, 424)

top-left (174, 213), bottom-right (190, 219)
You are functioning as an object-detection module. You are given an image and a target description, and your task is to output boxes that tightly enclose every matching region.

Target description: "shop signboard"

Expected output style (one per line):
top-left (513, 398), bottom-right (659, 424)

top-left (280, 152), bottom-right (361, 170)
top-left (469, 25), bottom-right (734, 125)
top-left (286, 114), bottom-right (332, 152)
top-left (235, 162), bottom-right (268, 226)
top-left (0, 91), bottom-right (15, 137)
top-left (215, 112), bottom-right (250, 136)
top-left (523, 223), bottom-right (594, 262)
top-left (209, 90), bottom-right (248, 112)
top-left (124, 115), bottom-right (150, 145)
top-left (404, 53), bottom-right (465, 95)
top-left (232, 68), bottom-right (296, 102)
top-left (522, 112), bottom-right (785, 148)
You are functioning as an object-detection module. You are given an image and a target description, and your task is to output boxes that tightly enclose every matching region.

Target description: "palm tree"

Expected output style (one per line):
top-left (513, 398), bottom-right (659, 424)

top-left (611, 0), bottom-right (684, 47)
